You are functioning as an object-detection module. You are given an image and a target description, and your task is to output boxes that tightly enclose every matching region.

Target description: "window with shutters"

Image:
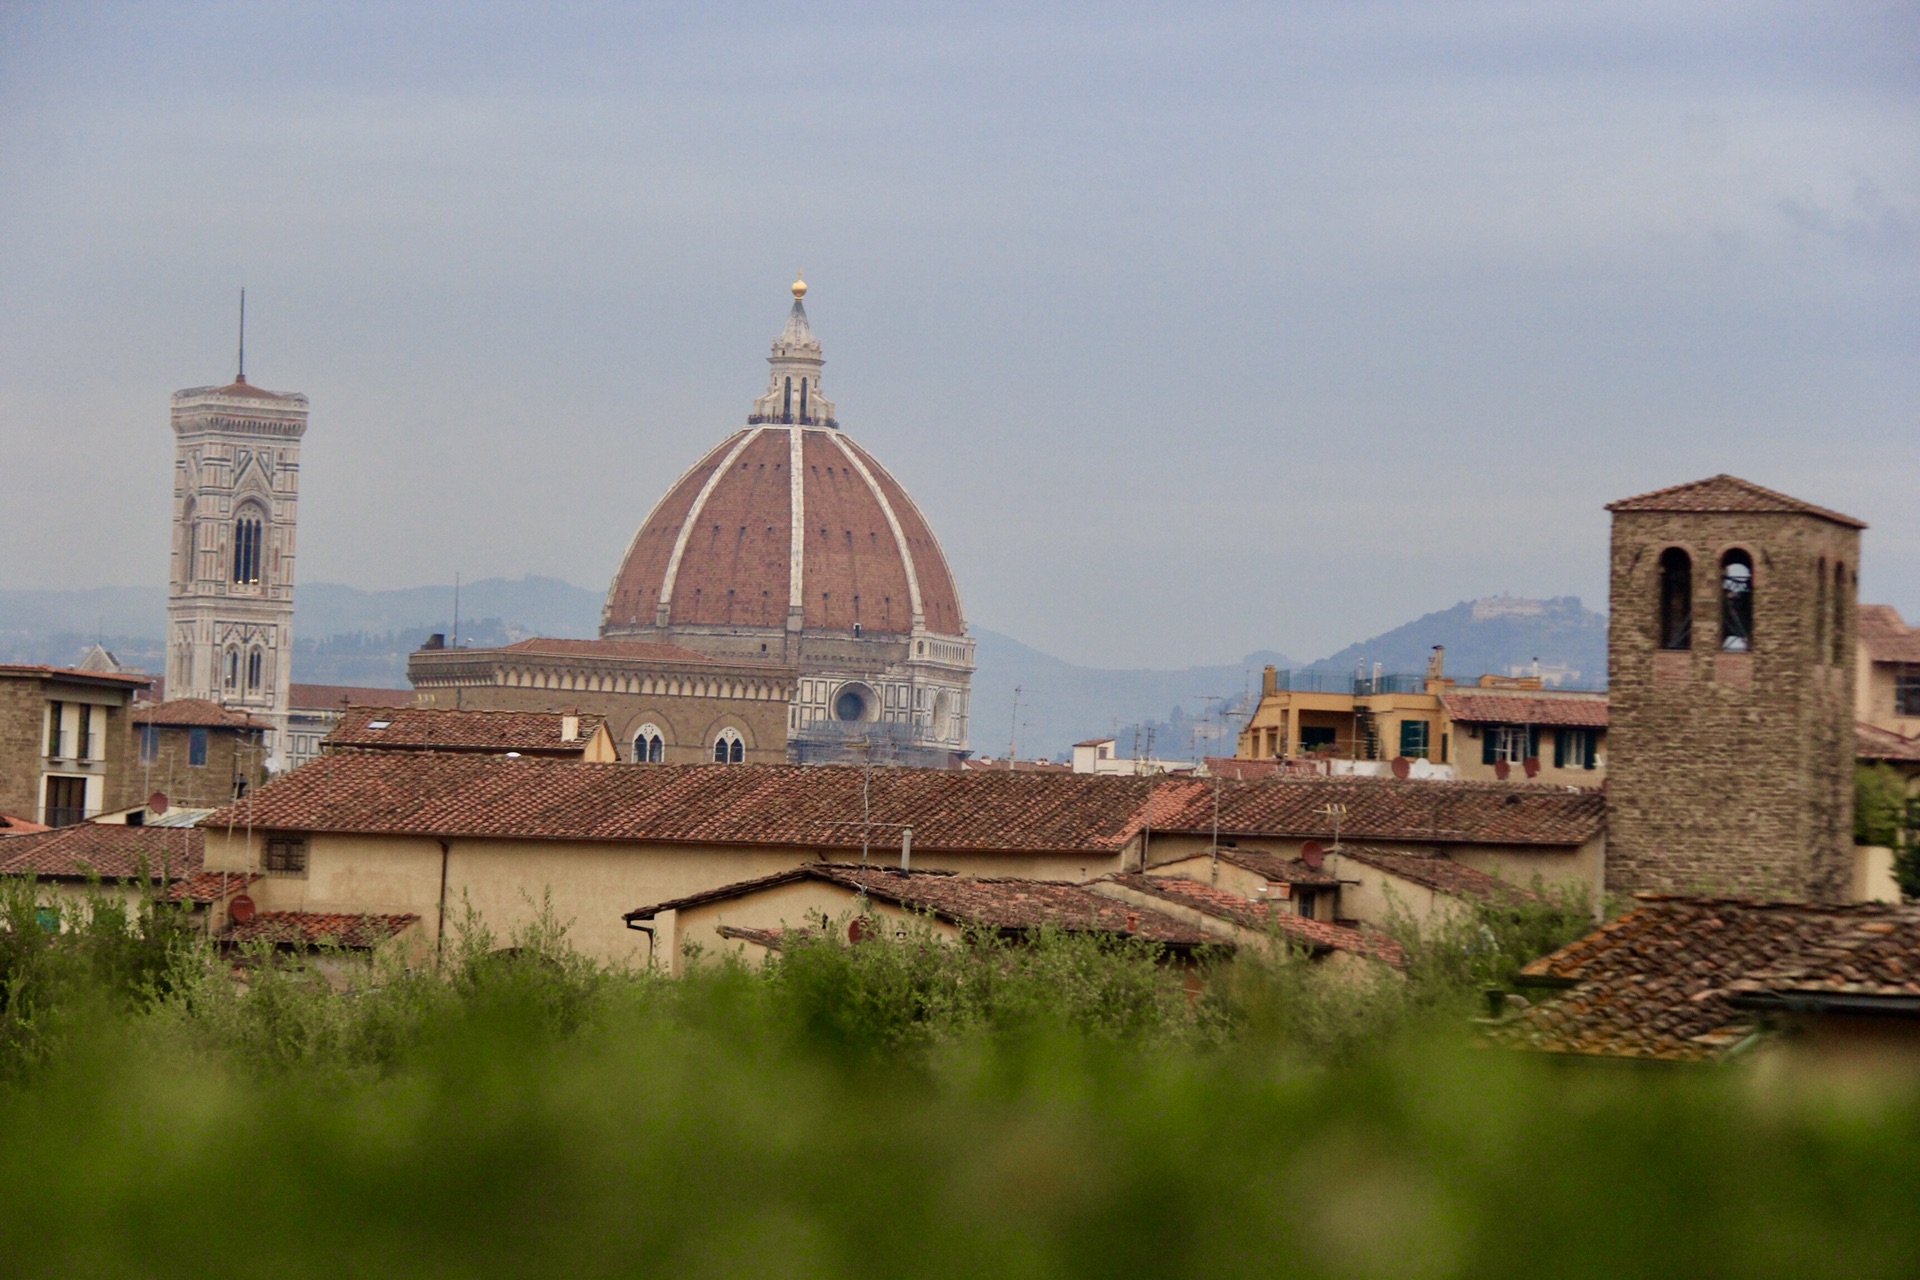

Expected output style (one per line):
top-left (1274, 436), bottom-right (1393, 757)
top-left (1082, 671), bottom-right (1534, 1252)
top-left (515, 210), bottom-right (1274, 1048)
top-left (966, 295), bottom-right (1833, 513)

top-left (1398, 719), bottom-right (1430, 759)
top-left (1481, 724), bottom-right (1536, 764)
top-left (1555, 728), bottom-right (1597, 770)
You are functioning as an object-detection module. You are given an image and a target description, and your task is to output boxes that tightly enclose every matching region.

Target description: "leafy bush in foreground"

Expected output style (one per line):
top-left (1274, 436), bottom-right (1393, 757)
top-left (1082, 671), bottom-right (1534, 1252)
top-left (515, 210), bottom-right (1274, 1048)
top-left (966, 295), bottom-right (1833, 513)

top-left (0, 878), bottom-right (1912, 1278)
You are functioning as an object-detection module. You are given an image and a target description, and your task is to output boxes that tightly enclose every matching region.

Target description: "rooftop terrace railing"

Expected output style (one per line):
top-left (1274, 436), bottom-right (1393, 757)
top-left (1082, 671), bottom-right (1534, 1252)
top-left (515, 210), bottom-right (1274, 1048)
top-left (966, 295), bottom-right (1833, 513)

top-left (1271, 671), bottom-right (1428, 696)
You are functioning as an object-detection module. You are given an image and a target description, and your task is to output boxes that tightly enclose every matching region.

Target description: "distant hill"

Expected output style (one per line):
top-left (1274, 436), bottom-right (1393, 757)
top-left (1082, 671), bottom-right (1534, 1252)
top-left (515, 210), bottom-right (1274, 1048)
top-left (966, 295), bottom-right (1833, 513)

top-left (0, 582), bottom-right (1607, 754)
top-left (1301, 595), bottom-right (1607, 689)
top-left (967, 630), bottom-right (1291, 765)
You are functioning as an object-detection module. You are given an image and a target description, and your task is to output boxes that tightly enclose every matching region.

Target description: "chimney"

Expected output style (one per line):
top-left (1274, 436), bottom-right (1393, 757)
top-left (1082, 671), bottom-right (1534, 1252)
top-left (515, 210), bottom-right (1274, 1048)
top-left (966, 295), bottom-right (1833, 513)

top-left (423, 633), bottom-right (446, 650)
top-left (1262, 664), bottom-right (1277, 697)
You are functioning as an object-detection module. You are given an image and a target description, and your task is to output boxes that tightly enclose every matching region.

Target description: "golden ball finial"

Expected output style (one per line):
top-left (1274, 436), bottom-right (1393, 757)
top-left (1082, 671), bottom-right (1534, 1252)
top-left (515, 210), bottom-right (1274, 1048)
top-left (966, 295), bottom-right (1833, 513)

top-left (791, 271), bottom-right (807, 300)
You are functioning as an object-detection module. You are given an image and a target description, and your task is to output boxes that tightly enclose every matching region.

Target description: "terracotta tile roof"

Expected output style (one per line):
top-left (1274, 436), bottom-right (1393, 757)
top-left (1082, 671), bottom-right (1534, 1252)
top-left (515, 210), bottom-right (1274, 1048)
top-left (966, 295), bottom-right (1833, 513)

top-left (1206, 758), bottom-right (1283, 780)
top-left (202, 756), bottom-right (1606, 856)
top-left (196, 378), bottom-right (298, 402)
top-left (290, 683), bottom-right (414, 711)
top-left (1167, 775), bottom-right (1607, 848)
top-left (627, 864), bottom-right (1218, 949)
top-left (0, 814), bottom-right (50, 834)
top-left (1151, 848), bottom-right (1339, 886)
top-left (1728, 912), bottom-right (1920, 1000)
top-left (714, 923), bottom-right (809, 950)
top-left (0, 824), bottom-right (204, 880)
top-left (1858, 604), bottom-right (1920, 664)
top-left (1440, 691), bottom-right (1609, 728)
top-left (223, 911), bottom-right (419, 949)
top-left (206, 755), bottom-right (1162, 854)
top-left (1604, 474), bottom-right (1866, 529)
top-left (1107, 873), bottom-right (1405, 963)
top-left (132, 698), bottom-right (269, 729)
top-left (959, 757), bottom-right (1073, 773)
top-left (326, 706), bottom-right (608, 754)
top-left (1857, 721), bottom-right (1920, 763)
top-left (0, 663), bottom-right (151, 688)
top-left (167, 871), bottom-right (260, 903)
top-left (1332, 848), bottom-right (1542, 906)
top-left (1494, 896), bottom-right (1920, 1061)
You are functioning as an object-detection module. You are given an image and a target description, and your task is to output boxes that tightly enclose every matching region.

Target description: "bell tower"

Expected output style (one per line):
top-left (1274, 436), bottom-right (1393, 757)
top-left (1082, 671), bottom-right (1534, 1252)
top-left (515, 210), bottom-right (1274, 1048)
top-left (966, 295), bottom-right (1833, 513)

top-left (1604, 475), bottom-right (1864, 901)
top-left (167, 298), bottom-right (307, 766)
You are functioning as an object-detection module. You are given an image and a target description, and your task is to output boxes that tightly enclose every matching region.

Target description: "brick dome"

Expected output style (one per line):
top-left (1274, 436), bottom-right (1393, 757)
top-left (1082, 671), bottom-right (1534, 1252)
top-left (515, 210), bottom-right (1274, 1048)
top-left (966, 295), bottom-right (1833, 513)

top-left (602, 296), bottom-right (963, 640)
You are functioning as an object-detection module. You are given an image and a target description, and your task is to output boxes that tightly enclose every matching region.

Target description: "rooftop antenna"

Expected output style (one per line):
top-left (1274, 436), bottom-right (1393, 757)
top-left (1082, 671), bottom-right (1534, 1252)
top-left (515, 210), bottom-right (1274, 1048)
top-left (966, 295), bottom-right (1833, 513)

top-left (1006, 685), bottom-right (1023, 770)
top-left (236, 288), bottom-right (246, 383)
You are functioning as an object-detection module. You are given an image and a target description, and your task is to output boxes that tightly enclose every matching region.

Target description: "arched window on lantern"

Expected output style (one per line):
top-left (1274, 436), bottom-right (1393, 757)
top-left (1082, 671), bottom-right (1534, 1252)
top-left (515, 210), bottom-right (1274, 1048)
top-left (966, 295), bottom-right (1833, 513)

top-left (633, 724), bottom-right (665, 763)
top-left (1658, 548), bottom-right (1692, 650)
top-left (782, 377), bottom-right (792, 421)
top-left (800, 377), bottom-right (809, 420)
top-left (712, 727), bottom-right (744, 763)
top-left (1719, 550), bottom-right (1753, 652)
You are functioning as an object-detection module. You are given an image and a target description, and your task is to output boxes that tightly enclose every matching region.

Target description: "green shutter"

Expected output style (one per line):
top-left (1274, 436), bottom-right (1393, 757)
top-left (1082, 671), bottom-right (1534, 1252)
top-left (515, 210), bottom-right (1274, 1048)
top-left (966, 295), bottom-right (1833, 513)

top-left (1482, 728), bottom-right (1497, 765)
top-left (1553, 729), bottom-right (1566, 769)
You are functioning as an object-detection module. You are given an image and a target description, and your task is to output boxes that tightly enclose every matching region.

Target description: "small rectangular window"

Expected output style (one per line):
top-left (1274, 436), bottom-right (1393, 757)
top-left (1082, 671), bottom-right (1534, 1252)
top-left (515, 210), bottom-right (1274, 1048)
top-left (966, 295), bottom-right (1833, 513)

top-left (188, 727), bottom-right (209, 767)
top-left (1398, 720), bottom-right (1430, 759)
top-left (1555, 728), bottom-right (1596, 770)
top-left (139, 724), bottom-right (160, 764)
top-left (1897, 668), bottom-right (1920, 718)
top-left (46, 701), bottom-right (64, 758)
top-left (264, 835), bottom-right (308, 875)
top-left (1485, 725), bottom-right (1534, 764)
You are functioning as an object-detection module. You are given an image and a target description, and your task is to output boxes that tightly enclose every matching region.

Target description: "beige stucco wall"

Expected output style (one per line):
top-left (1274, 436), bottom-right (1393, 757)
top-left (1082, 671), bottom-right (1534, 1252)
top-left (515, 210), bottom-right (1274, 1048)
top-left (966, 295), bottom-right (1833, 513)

top-left (1449, 725), bottom-right (1607, 786)
top-left (201, 827), bottom-right (1129, 968)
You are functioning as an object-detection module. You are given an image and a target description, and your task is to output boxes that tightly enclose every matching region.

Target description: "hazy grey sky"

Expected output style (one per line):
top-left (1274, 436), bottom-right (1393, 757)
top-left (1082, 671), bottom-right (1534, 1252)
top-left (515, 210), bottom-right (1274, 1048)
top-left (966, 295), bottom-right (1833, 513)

top-left (3, 2), bottom-right (1914, 666)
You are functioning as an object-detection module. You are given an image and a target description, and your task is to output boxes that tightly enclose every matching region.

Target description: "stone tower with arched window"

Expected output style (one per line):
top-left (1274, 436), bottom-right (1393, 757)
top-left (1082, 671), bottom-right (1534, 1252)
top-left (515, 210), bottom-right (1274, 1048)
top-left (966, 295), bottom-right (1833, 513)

top-left (1605, 475), bottom-right (1865, 901)
top-left (167, 370), bottom-right (308, 765)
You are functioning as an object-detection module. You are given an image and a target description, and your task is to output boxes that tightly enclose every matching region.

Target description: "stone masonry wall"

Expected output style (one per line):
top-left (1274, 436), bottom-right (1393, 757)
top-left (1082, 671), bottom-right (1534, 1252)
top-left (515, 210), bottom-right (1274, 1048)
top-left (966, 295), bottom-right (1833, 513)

top-left (1607, 510), bottom-right (1859, 900)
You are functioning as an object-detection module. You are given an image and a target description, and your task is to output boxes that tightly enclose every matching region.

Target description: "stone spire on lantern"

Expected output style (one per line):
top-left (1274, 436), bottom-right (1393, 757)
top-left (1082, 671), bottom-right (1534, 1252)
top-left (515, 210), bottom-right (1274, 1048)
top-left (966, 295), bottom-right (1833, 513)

top-left (750, 274), bottom-right (837, 427)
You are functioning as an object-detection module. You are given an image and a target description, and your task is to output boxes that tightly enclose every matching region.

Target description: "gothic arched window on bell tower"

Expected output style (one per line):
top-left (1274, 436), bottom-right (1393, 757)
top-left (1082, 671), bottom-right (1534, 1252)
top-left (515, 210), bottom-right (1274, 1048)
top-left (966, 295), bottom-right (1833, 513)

top-left (247, 647), bottom-right (264, 692)
top-left (1719, 550), bottom-right (1753, 652)
top-left (224, 647), bottom-right (240, 691)
top-left (232, 508), bottom-right (264, 585)
top-left (1658, 548), bottom-right (1692, 651)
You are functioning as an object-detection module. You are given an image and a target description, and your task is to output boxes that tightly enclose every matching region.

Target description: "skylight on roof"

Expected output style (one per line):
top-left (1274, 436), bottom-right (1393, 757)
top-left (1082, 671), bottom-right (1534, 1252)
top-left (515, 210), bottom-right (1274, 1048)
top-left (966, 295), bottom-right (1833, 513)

top-left (367, 719), bottom-right (392, 730)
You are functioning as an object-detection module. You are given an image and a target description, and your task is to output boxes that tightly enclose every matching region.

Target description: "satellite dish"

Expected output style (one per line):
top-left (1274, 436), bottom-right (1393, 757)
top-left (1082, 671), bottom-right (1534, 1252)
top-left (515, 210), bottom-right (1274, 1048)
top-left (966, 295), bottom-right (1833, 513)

top-left (1390, 756), bottom-right (1411, 779)
top-left (1301, 841), bottom-right (1325, 870)
top-left (148, 792), bottom-right (169, 815)
top-left (228, 894), bottom-right (256, 924)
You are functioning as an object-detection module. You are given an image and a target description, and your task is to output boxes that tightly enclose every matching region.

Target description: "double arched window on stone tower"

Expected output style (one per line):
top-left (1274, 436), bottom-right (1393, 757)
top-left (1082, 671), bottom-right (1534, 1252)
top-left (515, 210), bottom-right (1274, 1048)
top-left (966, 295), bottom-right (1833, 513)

top-left (633, 724), bottom-right (665, 763)
top-left (231, 507), bottom-right (265, 585)
top-left (712, 727), bottom-right (744, 764)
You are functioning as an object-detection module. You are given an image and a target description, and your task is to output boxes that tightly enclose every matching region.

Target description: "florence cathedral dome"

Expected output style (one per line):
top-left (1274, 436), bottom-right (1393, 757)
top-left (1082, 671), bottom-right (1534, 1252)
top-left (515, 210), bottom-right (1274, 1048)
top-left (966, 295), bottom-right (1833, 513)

top-left (600, 285), bottom-right (974, 766)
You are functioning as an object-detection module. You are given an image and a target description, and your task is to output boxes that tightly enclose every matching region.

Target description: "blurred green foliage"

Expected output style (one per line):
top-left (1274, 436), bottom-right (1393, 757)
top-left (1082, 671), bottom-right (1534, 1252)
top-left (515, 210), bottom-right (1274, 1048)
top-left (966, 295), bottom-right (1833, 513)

top-left (0, 874), bottom-right (1914, 1278)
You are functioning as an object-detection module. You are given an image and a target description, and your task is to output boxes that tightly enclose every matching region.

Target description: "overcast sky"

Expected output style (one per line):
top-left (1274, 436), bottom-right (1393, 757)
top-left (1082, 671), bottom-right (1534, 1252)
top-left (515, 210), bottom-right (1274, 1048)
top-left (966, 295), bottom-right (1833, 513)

top-left (2, 2), bottom-right (1914, 666)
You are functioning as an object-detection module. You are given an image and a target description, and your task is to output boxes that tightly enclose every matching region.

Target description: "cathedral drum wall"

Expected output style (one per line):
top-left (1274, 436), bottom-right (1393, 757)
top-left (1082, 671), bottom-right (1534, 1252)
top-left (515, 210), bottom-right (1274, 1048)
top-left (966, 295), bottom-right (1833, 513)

top-left (1605, 506), bottom-right (1859, 900)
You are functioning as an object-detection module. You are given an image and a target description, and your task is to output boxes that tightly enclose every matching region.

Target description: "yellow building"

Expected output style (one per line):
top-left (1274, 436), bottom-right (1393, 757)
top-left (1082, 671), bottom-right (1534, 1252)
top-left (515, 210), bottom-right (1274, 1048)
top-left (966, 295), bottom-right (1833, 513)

top-left (1234, 658), bottom-right (1608, 787)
